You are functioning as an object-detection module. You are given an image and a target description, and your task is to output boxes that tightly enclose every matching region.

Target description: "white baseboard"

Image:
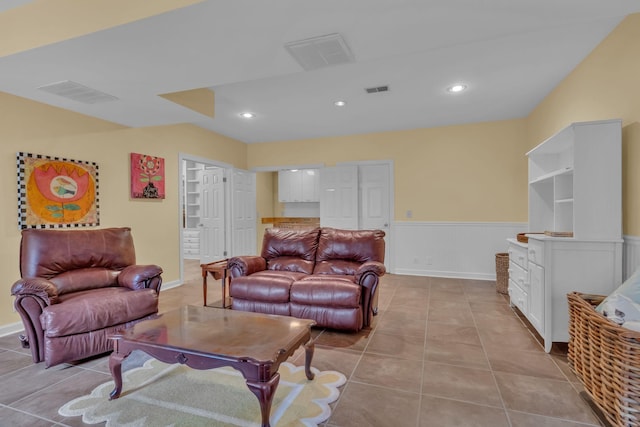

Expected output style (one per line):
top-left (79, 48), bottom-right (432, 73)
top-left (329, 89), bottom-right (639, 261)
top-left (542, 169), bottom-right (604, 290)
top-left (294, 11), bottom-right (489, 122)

top-left (160, 279), bottom-right (182, 291)
top-left (393, 267), bottom-right (495, 281)
top-left (0, 321), bottom-right (24, 337)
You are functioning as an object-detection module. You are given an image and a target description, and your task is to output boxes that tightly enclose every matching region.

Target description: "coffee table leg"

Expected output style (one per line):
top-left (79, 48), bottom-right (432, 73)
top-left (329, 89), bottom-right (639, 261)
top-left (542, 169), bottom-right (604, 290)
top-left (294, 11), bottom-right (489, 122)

top-left (246, 373), bottom-right (280, 427)
top-left (108, 351), bottom-right (127, 400)
top-left (304, 339), bottom-right (315, 380)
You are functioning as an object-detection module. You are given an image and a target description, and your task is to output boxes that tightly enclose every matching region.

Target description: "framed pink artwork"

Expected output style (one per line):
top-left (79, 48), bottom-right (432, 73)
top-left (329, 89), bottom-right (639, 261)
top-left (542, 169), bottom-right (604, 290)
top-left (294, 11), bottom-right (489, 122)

top-left (17, 152), bottom-right (99, 229)
top-left (130, 153), bottom-right (165, 199)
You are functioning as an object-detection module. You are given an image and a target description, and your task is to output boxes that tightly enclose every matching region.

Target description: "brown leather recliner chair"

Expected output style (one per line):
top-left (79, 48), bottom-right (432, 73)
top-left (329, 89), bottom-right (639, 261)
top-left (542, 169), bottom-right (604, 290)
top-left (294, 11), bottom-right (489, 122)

top-left (11, 227), bottom-right (162, 367)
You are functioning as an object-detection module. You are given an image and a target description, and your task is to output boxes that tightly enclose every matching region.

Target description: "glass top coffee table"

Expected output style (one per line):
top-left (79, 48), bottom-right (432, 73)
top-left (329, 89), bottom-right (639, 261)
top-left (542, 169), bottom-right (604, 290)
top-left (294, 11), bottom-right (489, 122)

top-left (108, 305), bottom-right (316, 427)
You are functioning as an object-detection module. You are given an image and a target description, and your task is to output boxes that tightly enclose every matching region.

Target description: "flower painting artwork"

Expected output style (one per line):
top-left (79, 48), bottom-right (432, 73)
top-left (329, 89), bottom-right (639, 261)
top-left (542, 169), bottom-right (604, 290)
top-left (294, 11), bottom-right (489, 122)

top-left (17, 152), bottom-right (99, 228)
top-left (130, 153), bottom-right (165, 199)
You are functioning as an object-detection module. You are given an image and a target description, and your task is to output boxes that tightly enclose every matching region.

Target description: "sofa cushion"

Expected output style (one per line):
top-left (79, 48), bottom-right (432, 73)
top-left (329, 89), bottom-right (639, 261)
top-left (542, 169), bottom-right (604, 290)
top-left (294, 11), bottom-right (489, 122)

top-left (261, 228), bottom-right (320, 274)
top-left (290, 276), bottom-right (361, 308)
top-left (314, 228), bottom-right (385, 275)
top-left (268, 256), bottom-right (315, 274)
top-left (41, 287), bottom-right (158, 337)
top-left (230, 271), bottom-right (306, 303)
top-left (20, 227), bottom-right (136, 279)
top-left (231, 299), bottom-right (290, 316)
top-left (290, 304), bottom-right (362, 331)
top-left (49, 268), bottom-right (120, 295)
top-left (313, 260), bottom-right (362, 276)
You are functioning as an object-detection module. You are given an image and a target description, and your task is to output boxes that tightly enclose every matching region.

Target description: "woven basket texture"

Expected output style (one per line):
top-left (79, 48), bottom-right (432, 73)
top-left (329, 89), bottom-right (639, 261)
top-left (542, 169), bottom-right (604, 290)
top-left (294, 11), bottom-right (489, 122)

top-left (568, 292), bottom-right (640, 427)
top-left (495, 253), bottom-right (509, 294)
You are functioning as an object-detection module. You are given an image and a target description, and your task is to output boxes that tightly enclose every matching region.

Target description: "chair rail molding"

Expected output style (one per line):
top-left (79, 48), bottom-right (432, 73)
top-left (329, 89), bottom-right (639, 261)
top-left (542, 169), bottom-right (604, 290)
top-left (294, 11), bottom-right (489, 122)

top-left (392, 221), bottom-right (527, 280)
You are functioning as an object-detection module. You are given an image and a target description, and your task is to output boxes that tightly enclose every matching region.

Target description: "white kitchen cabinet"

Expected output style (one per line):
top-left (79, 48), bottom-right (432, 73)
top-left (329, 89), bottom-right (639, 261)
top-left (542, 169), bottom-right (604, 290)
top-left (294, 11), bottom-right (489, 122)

top-left (278, 169), bottom-right (319, 202)
top-left (508, 119), bottom-right (623, 352)
top-left (526, 237), bottom-right (621, 352)
top-left (507, 239), bottom-right (529, 316)
top-left (182, 229), bottom-right (200, 259)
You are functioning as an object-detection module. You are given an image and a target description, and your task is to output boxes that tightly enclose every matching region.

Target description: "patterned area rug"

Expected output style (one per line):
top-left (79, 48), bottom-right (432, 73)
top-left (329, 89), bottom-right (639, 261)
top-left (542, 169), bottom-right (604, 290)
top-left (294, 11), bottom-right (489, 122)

top-left (59, 358), bottom-right (345, 427)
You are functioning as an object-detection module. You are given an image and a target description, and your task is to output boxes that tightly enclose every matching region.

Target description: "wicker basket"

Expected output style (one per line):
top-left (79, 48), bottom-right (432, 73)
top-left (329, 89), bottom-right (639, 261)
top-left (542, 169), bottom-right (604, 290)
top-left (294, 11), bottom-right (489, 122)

top-left (495, 253), bottom-right (509, 294)
top-left (567, 292), bottom-right (640, 427)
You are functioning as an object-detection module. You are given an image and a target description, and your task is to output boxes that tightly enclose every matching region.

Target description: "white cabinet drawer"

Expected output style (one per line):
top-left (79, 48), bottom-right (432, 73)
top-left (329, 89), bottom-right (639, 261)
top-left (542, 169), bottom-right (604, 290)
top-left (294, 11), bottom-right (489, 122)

top-left (508, 244), bottom-right (528, 269)
top-left (528, 239), bottom-right (545, 265)
top-left (508, 261), bottom-right (528, 290)
top-left (509, 279), bottom-right (528, 315)
top-left (183, 241), bottom-right (200, 249)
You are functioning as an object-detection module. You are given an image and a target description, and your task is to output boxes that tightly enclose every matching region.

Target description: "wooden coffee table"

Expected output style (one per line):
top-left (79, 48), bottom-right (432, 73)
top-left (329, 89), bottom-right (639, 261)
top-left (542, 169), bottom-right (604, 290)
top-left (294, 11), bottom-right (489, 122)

top-left (108, 306), bottom-right (315, 427)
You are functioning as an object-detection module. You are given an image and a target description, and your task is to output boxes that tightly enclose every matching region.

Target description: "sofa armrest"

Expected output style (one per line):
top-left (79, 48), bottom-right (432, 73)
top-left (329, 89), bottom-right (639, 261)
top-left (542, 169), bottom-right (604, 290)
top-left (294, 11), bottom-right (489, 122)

top-left (118, 265), bottom-right (163, 292)
top-left (228, 256), bottom-right (267, 278)
top-left (356, 261), bottom-right (386, 283)
top-left (355, 261), bottom-right (386, 327)
top-left (11, 277), bottom-right (59, 305)
top-left (11, 278), bottom-right (59, 363)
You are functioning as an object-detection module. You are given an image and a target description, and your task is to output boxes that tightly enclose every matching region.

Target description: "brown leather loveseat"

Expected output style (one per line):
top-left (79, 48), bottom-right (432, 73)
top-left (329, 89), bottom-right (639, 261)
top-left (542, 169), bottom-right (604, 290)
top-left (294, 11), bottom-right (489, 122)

top-left (228, 227), bottom-right (386, 332)
top-left (11, 227), bottom-right (163, 367)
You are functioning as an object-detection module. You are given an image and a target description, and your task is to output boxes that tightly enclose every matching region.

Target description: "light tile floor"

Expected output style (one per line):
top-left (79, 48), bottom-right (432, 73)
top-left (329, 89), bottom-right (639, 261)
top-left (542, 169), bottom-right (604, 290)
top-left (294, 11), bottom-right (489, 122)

top-left (0, 261), bottom-right (606, 426)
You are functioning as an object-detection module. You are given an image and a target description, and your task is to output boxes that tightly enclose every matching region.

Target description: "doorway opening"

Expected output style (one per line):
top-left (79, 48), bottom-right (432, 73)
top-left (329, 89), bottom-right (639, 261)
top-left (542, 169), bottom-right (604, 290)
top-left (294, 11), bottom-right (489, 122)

top-left (178, 153), bottom-right (230, 286)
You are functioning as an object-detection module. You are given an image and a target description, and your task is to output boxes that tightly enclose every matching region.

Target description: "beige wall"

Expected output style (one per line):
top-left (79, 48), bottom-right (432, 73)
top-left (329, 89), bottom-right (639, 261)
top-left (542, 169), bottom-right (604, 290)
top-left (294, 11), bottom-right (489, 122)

top-left (248, 119), bottom-right (529, 223)
top-left (0, 93), bottom-right (246, 327)
top-left (527, 13), bottom-right (640, 236)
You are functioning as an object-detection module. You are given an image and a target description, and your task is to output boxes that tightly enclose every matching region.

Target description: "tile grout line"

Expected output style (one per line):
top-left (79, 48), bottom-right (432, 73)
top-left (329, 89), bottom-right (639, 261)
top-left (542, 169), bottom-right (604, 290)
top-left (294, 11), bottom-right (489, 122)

top-left (468, 289), bottom-right (514, 427)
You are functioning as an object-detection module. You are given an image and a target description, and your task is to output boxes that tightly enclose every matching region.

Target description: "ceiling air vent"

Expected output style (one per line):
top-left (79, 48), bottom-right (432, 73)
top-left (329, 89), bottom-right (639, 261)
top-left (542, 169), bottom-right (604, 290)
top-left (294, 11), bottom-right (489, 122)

top-left (365, 85), bottom-right (389, 94)
top-left (37, 80), bottom-right (119, 104)
top-left (284, 33), bottom-right (354, 71)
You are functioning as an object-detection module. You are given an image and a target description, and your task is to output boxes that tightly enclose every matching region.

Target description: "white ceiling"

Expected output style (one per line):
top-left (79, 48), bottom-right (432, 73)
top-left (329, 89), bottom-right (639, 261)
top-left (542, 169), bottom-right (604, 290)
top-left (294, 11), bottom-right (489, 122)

top-left (1, 1), bottom-right (639, 143)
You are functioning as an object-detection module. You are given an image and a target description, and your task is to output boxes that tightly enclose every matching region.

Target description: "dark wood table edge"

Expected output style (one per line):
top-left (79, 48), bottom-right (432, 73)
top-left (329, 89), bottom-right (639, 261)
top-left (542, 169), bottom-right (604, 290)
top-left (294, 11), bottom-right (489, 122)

top-left (108, 325), bottom-right (315, 427)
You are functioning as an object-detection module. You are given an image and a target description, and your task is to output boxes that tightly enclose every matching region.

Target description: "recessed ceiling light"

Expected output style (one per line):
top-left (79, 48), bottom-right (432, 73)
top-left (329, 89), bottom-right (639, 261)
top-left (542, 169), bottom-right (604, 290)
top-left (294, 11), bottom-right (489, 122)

top-left (240, 112), bottom-right (255, 119)
top-left (334, 100), bottom-right (347, 107)
top-left (447, 84), bottom-right (467, 93)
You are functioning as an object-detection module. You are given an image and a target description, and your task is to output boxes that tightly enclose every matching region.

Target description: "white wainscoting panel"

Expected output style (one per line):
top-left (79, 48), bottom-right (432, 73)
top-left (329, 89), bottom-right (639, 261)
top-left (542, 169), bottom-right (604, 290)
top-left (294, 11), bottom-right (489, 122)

top-left (623, 235), bottom-right (640, 280)
top-left (392, 221), bottom-right (527, 280)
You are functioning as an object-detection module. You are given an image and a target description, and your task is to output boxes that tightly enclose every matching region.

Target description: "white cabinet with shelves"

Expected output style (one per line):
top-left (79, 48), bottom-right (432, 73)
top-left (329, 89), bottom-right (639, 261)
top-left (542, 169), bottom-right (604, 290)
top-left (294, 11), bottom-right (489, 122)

top-left (527, 119), bottom-right (621, 240)
top-left (509, 119), bottom-right (623, 352)
top-left (278, 169), bottom-right (319, 202)
top-left (183, 161), bottom-right (203, 258)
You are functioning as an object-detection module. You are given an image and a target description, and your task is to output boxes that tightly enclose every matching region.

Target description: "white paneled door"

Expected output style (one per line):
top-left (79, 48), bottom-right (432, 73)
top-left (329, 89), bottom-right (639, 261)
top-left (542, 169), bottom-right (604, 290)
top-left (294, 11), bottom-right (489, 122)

top-left (359, 163), bottom-right (391, 265)
top-left (320, 162), bottom-right (392, 269)
top-left (199, 167), bottom-right (225, 265)
top-left (319, 165), bottom-right (358, 230)
top-left (231, 169), bottom-right (256, 256)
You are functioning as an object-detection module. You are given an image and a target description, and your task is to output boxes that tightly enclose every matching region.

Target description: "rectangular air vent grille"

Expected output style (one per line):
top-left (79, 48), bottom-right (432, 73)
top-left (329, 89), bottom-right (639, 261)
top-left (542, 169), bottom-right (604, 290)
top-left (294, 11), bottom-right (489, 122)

top-left (365, 85), bottom-right (389, 94)
top-left (37, 80), bottom-right (119, 104)
top-left (285, 33), bottom-right (354, 71)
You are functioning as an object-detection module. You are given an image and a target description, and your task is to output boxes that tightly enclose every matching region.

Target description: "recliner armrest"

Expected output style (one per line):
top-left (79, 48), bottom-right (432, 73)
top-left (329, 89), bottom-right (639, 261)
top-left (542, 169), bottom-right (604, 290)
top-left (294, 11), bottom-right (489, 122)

top-left (355, 261), bottom-right (386, 283)
top-left (228, 256), bottom-right (266, 277)
top-left (11, 277), bottom-right (59, 305)
top-left (118, 264), bottom-right (163, 291)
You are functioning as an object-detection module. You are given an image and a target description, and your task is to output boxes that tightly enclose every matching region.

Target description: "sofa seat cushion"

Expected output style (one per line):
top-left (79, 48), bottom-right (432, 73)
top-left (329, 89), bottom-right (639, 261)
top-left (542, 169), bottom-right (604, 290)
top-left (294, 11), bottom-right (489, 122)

top-left (290, 276), bottom-right (361, 308)
top-left (268, 256), bottom-right (315, 274)
top-left (230, 271), bottom-right (307, 303)
top-left (41, 287), bottom-right (158, 338)
top-left (313, 260), bottom-right (362, 276)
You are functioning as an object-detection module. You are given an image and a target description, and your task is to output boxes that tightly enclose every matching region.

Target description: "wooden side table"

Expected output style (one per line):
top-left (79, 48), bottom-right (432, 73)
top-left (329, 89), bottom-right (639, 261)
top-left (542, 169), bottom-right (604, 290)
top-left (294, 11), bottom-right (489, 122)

top-left (200, 259), bottom-right (231, 308)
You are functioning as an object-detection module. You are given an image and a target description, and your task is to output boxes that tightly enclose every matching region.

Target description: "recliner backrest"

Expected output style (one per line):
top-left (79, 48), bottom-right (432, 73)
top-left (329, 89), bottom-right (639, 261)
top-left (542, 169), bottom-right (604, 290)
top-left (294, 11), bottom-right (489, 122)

top-left (20, 227), bottom-right (136, 282)
top-left (261, 227), bottom-right (320, 274)
top-left (314, 228), bottom-right (386, 275)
